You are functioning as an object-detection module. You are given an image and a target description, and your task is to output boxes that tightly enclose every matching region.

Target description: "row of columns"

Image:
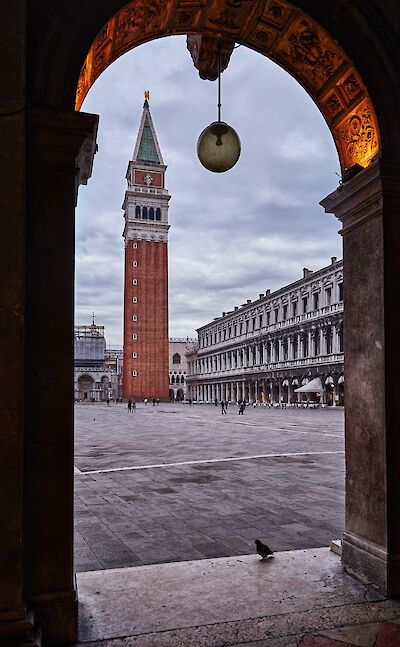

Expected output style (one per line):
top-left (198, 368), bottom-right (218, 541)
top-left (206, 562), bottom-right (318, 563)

top-left (188, 377), bottom-right (343, 406)
top-left (192, 324), bottom-right (342, 375)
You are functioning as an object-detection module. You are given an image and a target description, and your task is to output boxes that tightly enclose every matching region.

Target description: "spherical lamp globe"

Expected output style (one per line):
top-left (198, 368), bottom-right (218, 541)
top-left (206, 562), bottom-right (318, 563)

top-left (197, 121), bottom-right (241, 172)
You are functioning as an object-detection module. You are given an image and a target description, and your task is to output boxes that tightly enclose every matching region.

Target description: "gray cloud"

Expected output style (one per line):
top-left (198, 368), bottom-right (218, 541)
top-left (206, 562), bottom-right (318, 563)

top-left (76, 36), bottom-right (342, 344)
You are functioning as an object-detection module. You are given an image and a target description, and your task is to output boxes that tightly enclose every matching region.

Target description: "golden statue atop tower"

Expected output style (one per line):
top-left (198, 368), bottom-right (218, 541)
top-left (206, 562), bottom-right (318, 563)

top-left (144, 90), bottom-right (150, 102)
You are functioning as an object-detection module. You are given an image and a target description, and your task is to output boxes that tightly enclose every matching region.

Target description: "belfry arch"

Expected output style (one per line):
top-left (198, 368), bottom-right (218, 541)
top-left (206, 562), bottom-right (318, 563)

top-left (2, 1), bottom-right (400, 645)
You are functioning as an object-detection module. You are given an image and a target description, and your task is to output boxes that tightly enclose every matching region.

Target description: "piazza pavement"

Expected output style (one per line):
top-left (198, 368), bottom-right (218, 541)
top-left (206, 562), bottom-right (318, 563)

top-left (74, 401), bottom-right (345, 572)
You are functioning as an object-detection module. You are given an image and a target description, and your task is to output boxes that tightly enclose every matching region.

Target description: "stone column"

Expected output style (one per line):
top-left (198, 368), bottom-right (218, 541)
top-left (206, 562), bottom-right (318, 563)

top-left (269, 383), bottom-right (275, 404)
top-left (321, 160), bottom-right (400, 596)
top-left (298, 333), bottom-right (303, 359)
top-left (23, 107), bottom-right (98, 643)
top-left (332, 324), bottom-right (340, 354)
top-left (0, 4), bottom-right (37, 643)
top-left (319, 327), bottom-right (324, 357)
top-left (288, 335), bottom-right (293, 360)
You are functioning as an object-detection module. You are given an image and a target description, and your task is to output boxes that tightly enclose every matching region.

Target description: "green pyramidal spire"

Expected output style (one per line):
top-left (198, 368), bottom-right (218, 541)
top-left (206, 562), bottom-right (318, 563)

top-left (133, 94), bottom-right (164, 165)
top-left (137, 115), bottom-right (160, 163)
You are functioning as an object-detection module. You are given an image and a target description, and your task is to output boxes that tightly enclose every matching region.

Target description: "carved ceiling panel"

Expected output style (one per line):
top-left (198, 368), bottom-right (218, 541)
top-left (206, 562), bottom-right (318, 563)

top-left (75, 0), bottom-right (380, 170)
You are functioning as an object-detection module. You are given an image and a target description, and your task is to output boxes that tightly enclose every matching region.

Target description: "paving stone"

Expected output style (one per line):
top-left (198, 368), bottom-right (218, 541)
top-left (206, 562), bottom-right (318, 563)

top-left (74, 403), bottom-right (345, 571)
top-left (375, 621), bottom-right (400, 647)
top-left (320, 622), bottom-right (380, 647)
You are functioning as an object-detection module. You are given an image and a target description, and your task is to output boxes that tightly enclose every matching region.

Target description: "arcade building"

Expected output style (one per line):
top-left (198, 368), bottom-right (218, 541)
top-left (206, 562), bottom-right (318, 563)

top-left (187, 258), bottom-right (344, 406)
top-left (74, 321), bottom-right (122, 402)
top-left (169, 337), bottom-right (197, 401)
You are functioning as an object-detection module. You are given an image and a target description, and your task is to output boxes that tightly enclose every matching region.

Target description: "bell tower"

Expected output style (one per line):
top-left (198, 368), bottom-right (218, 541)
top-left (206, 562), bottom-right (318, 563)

top-left (122, 93), bottom-right (170, 400)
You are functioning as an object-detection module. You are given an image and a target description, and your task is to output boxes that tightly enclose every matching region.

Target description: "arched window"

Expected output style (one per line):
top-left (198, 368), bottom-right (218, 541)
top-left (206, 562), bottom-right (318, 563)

top-left (181, 374), bottom-right (185, 384)
top-left (171, 374), bottom-right (175, 384)
top-left (142, 206), bottom-right (148, 219)
top-left (173, 353), bottom-right (181, 364)
top-left (149, 207), bottom-right (154, 220)
top-left (155, 208), bottom-right (161, 221)
top-left (135, 205), bottom-right (141, 219)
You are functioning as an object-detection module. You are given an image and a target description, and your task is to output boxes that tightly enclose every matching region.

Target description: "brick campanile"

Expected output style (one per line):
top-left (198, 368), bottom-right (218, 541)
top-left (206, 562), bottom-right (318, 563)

top-left (122, 94), bottom-right (170, 400)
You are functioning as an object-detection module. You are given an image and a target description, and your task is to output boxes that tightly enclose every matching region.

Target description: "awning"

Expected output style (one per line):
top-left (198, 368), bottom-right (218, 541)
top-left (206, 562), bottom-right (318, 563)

top-left (295, 377), bottom-right (323, 393)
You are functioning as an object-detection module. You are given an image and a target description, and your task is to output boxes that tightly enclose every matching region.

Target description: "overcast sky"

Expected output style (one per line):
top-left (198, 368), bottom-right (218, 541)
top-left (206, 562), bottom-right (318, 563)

top-left (76, 35), bottom-right (342, 346)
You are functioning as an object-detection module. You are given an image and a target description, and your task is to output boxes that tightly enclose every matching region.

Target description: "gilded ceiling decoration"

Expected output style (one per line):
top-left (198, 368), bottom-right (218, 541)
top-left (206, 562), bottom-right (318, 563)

top-left (76, 0), bottom-right (380, 171)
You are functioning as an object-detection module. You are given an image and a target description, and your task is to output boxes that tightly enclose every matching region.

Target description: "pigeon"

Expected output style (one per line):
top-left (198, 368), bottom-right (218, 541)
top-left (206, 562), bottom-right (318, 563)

top-left (255, 539), bottom-right (274, 559)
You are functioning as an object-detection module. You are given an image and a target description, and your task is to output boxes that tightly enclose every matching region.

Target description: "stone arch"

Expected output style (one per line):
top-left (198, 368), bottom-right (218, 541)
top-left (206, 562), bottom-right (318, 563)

top-left (75, 0), bottom-right (380, 171)
top-left (324, 375), bottom-right (335, 406)
top-left (4, 4), bottom-right (400, 645)
top-left (77, 374), bottom-right (94, 400)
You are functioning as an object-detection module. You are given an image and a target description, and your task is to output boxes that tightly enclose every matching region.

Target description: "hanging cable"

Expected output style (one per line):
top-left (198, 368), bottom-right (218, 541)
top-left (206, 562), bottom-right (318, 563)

top-left (217, 40), bottom-right (221, 122)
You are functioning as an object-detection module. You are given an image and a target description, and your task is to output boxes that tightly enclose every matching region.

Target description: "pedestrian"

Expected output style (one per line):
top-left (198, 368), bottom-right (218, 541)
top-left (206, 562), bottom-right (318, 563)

top-left (132, 400), bottom-right (136, 412)
top-left (152, 397), bottom-right (156, 406)
top-left (144, 398), bottom-right (148, 405)
top-left (239, 401), bottom-right (245, 415)
top-left (127, 399), bottom-right (132, 412)
top-left (225, 400), bottom-right (228, 411)
top-left (214, 398), bottom-right (218, 407)
top-left (106, 397), bottom-right (110, 406)
top-left (189, 398), bottom-right (192, 406)
top-left (220, 400), bottom-right (226, 414)
top-left (156, 398), bottom-right (160, 405)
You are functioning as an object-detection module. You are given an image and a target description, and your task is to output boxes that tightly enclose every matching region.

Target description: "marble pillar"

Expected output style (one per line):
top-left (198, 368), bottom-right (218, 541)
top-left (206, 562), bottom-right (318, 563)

top-left (0, 3), bottom-right (38, 643)
top-left (321, 160), bottom-right (400, 596)
top-left (23, 107), bottom-right (98, 643)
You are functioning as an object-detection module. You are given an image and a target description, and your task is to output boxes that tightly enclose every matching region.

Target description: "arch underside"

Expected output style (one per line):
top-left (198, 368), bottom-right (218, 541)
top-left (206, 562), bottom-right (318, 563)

top-left (76, 0), bottom-right (380, 171)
